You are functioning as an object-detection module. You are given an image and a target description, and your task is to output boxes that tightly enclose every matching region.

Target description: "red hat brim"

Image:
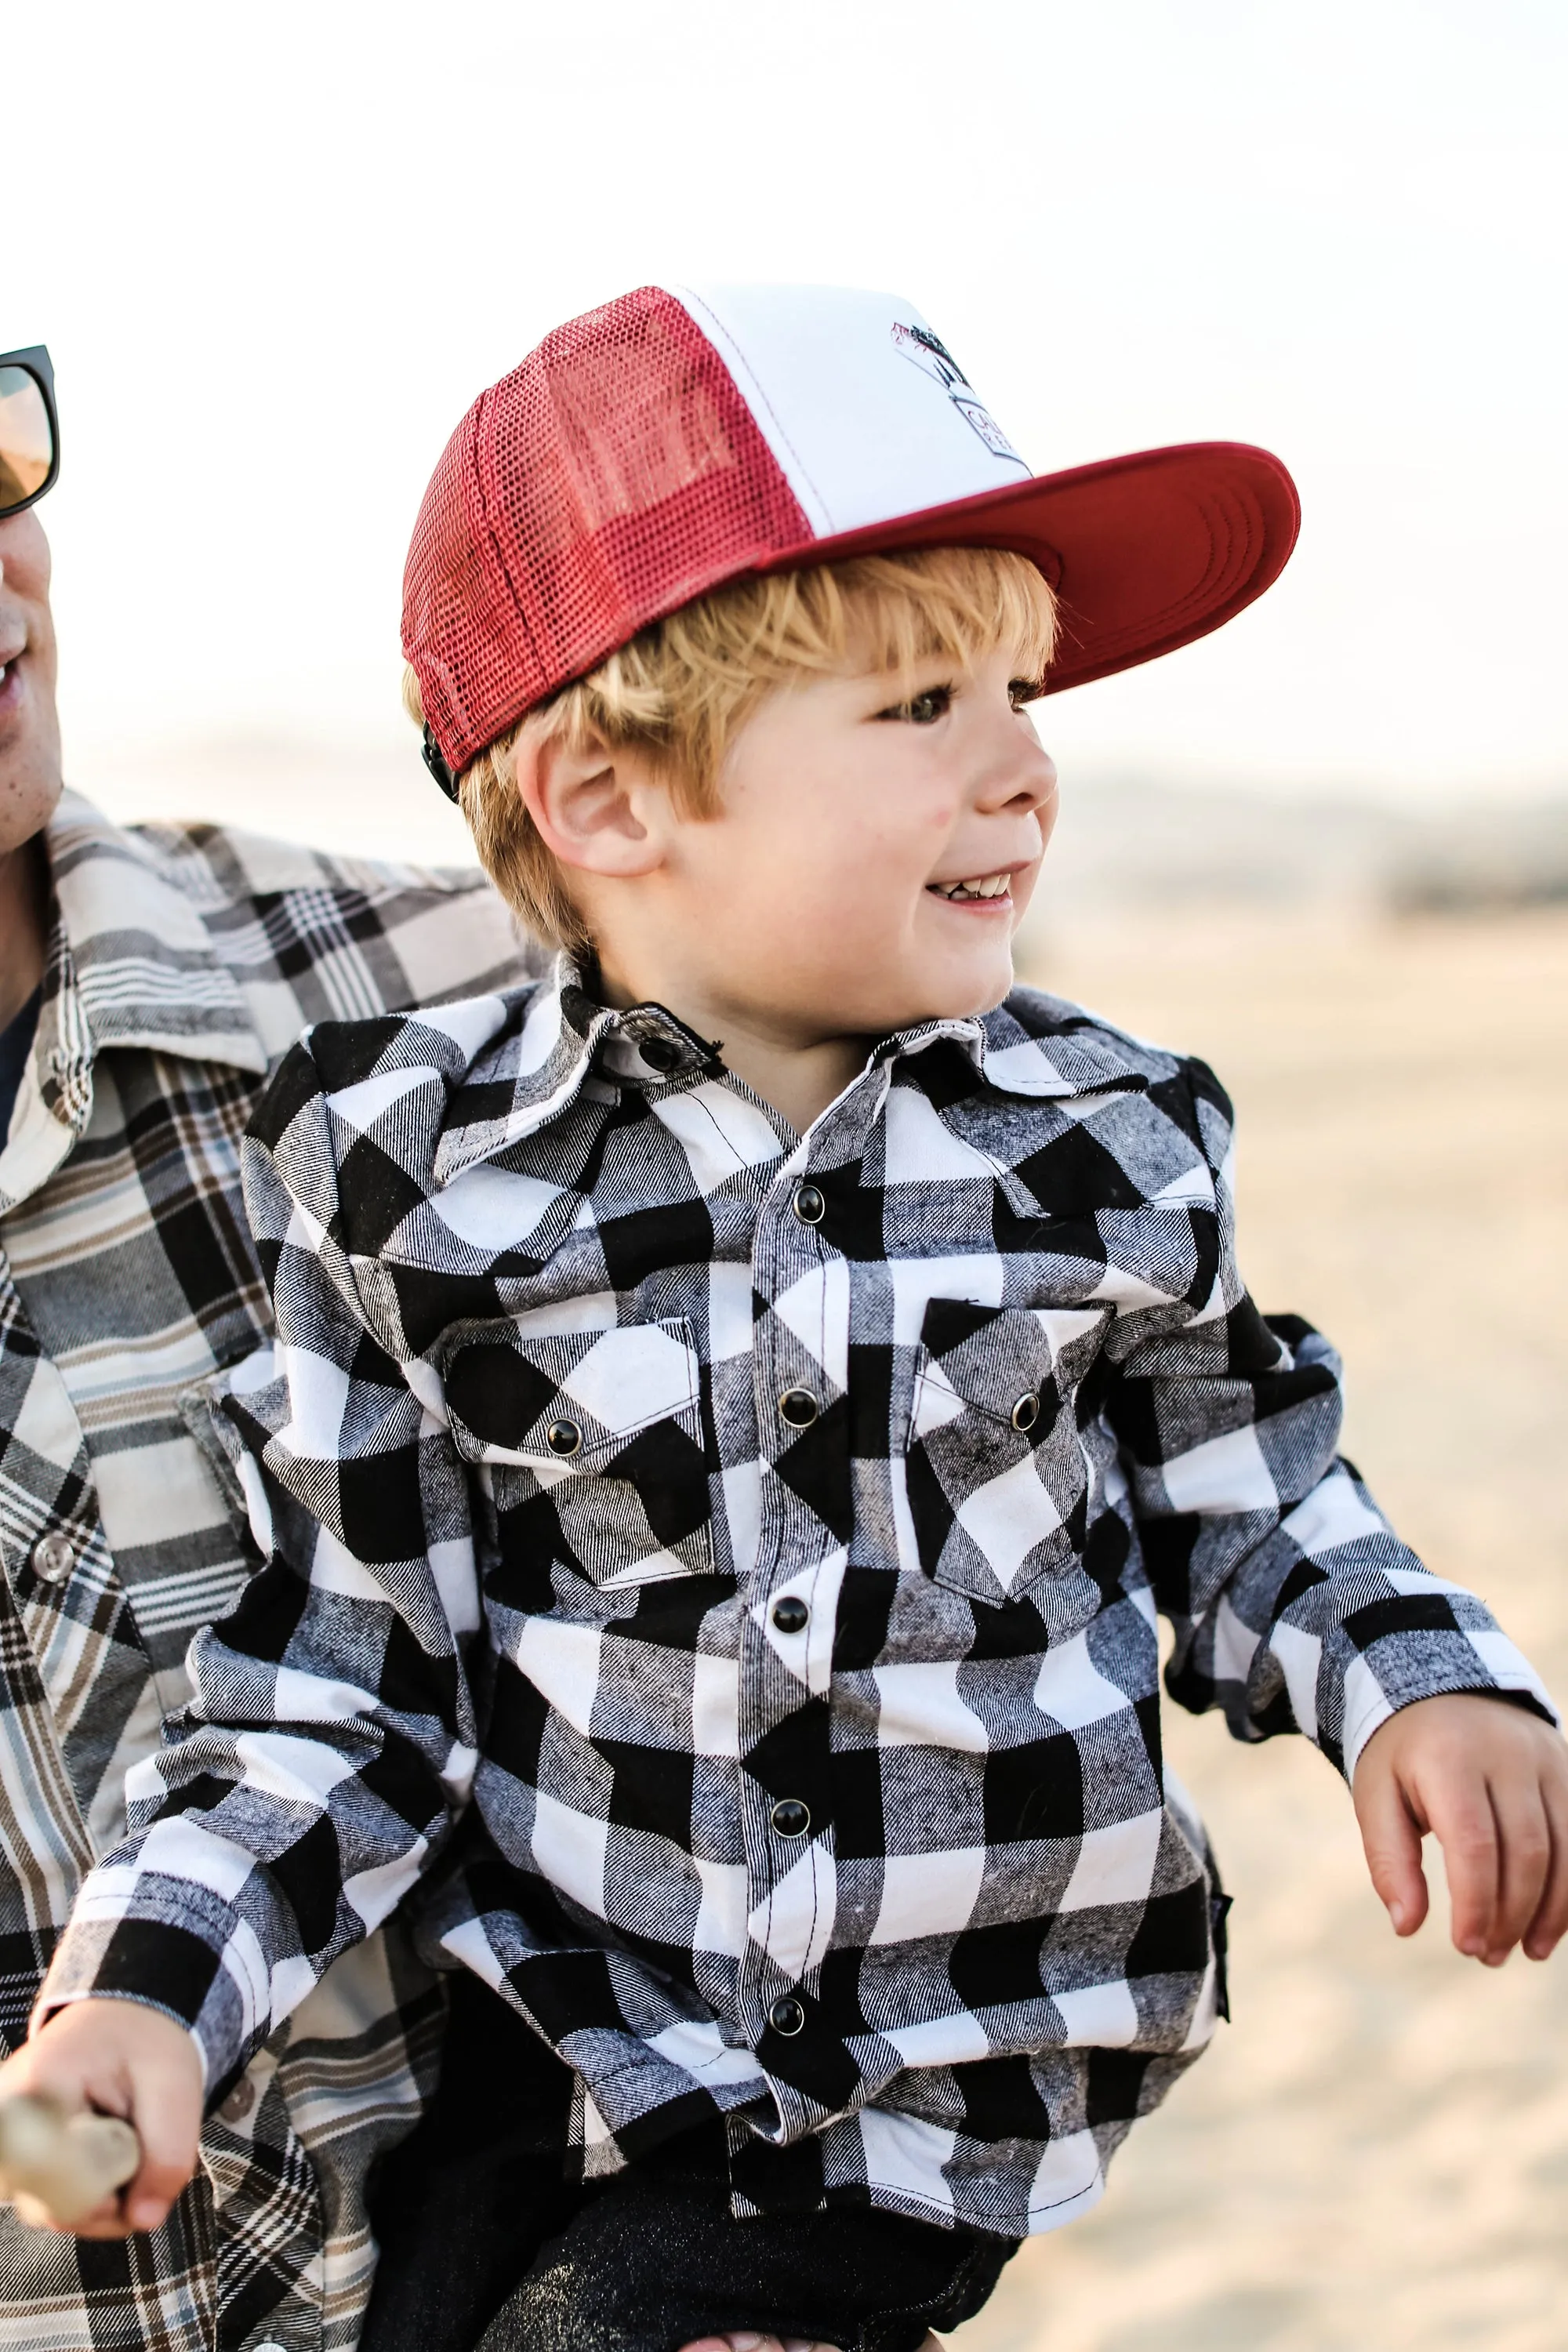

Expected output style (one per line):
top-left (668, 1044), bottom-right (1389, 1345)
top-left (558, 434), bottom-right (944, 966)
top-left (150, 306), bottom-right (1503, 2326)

top-left (759, 441), bottom-right (1300, 695)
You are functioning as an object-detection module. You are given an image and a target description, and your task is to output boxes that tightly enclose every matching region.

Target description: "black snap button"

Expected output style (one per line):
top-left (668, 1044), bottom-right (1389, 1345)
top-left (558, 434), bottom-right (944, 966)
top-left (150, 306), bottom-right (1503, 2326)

top-left (768, 1995), bottom-right (805, 2038)
top-left (778, 1388), bottom-right (819, 1429)
top-left (771, 1798), bottom-right (811, 1838)
top-left (545, 1419), bottom-right (583, 1457)
top-left (639, 1036), bottom-right (681, 1073)
top-left (1011, 1392), bottom-right (1040, 1433)
top-left (793, 1183), bottom-right (826, 1226)
top-left (771, 1595), bottom-right (809, 1633)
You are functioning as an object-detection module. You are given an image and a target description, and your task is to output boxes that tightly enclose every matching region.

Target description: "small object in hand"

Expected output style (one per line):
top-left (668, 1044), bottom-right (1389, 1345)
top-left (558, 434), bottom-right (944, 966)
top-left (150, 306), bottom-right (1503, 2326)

top-left (0, 2095), bottom-right (141, 2228)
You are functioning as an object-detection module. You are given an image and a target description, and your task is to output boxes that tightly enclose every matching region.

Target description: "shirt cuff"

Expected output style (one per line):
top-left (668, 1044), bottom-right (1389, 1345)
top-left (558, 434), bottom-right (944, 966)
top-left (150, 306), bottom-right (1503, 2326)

top-left (1338, 1621), bottom-right (1559, 1780)
top-left (38, 1868), bottom-right (269, 2096)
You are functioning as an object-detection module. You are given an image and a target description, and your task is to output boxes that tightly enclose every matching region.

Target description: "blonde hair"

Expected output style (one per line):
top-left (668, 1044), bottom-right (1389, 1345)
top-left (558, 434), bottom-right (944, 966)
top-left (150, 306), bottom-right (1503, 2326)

top-left (403, 545), bottom-right (1058, 951)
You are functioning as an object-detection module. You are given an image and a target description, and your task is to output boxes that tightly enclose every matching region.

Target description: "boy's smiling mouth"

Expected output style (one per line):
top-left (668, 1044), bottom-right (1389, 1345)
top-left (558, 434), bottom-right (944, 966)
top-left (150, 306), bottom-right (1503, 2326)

top-left (926, 869), bottom-right (1015, 904)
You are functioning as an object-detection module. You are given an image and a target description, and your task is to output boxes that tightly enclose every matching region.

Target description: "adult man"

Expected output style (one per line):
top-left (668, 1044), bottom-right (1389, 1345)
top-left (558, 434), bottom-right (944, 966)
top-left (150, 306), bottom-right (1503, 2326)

top-left (0, 345), bottom-right (531, 2349)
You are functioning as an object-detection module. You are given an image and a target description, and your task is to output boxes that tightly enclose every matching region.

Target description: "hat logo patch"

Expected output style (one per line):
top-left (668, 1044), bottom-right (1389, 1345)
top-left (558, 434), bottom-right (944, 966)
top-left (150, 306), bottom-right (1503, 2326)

top-left (891, 321), bottom-right (1026, 467)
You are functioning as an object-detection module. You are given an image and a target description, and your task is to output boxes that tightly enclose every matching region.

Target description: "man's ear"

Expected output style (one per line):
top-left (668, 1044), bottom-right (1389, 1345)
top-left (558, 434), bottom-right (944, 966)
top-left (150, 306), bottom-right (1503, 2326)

top-left (514, 732), bottom-right (667, 880)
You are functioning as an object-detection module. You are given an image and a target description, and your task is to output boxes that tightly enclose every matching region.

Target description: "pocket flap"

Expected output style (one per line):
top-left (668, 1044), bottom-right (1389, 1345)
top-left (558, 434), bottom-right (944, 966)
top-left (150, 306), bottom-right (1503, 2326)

top-left (906, 1302), bottom-right (1097, 1606)
top-left (911, 1300), bottom-right (1069, 1439)
top-left (445, 1319), bottom-right (700, 1468)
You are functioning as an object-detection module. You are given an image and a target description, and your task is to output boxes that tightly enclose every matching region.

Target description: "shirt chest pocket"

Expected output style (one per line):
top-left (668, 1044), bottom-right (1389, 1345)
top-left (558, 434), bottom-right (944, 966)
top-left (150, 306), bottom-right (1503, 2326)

top-left (905, 1301), bottom-right (1094, 1608)
top-left (444, 1318), bottom-right (714, 1588)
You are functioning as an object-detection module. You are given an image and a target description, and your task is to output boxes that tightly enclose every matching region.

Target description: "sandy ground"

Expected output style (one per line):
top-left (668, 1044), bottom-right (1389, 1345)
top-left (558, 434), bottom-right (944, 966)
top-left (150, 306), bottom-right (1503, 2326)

top-left (956, 907), bottom-right (1568, 2352)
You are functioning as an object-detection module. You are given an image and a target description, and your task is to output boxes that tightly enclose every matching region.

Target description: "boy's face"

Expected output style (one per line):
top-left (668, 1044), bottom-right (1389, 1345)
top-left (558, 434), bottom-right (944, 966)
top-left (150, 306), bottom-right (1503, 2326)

top-left (573, 637), bottom-right (1058, 1049)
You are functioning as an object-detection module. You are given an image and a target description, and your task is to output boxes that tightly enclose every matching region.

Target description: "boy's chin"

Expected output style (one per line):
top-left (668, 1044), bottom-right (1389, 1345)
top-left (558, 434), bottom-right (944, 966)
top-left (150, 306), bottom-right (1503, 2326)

top-left (871, 965), bottom-right (1017, 1036)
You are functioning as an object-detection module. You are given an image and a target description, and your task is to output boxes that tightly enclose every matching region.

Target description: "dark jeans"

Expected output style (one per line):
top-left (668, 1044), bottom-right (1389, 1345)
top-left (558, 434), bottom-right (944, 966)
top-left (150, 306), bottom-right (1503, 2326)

top-left (363, 1976), bottom-right (1017, 2352)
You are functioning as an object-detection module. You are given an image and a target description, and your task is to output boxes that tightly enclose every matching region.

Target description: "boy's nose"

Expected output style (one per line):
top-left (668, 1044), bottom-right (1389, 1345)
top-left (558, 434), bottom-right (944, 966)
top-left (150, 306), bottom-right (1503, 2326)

top-left (977, 731), bottom-right (1057, 818)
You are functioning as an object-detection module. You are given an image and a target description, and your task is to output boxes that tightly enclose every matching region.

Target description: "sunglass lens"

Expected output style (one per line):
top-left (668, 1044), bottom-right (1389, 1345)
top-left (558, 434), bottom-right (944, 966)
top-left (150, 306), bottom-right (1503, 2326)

top-left (0, 368), bottom-right (54, 510)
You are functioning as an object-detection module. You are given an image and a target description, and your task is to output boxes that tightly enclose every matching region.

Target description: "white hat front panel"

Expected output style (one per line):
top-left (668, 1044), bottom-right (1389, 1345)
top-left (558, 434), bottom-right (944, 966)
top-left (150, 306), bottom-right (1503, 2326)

top-left (668, 282), bottom-right (1032, 539)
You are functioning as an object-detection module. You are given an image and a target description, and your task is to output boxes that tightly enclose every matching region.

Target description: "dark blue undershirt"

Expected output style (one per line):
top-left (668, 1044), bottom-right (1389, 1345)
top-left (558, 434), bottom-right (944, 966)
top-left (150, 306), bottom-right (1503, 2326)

top-left (0, 985), bottom-right (41, 1144)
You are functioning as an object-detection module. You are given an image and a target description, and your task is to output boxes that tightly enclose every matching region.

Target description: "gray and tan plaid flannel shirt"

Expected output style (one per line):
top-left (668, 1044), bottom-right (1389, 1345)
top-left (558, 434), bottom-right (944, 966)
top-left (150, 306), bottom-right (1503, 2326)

top-left (0, 791), bottom-right (531, 2352)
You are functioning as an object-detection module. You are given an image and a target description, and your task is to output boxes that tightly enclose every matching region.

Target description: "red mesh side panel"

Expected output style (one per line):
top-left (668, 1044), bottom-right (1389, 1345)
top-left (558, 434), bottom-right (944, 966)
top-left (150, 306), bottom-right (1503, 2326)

top-left (403, 288), bottom-right (812, 771)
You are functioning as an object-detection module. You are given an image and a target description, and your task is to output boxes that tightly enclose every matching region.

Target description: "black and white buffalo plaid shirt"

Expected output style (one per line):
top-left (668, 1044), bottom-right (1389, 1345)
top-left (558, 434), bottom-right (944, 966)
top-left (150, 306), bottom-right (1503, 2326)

top-left (45, 954), bottom-right (1552, 2244)
top-left (1, 793), bottom-right (530, 2352)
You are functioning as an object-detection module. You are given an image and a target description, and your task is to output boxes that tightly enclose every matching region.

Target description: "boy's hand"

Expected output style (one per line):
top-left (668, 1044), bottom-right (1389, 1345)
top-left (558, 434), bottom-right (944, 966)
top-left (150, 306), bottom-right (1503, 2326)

top-left (0, 2000), bottom-right (202, 2236)
top-left (1355, 1693), bottom-right (1568, 1965)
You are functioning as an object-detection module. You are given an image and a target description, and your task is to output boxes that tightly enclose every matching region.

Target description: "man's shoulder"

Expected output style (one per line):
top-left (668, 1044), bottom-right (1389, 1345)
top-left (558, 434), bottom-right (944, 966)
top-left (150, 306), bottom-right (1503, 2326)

top-left (113, 809), bottom-right (543, 1054)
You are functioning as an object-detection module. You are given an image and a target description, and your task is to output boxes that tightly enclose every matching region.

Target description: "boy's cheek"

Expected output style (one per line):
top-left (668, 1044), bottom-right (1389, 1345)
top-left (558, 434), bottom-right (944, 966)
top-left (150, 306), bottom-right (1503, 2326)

top-left (1010, 862), bottom-right (1043, 924)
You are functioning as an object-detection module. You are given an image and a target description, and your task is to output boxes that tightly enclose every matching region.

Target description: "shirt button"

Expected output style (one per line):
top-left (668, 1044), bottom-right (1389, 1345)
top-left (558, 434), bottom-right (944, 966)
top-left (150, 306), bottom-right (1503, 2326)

top-left (545, 1419), bottom-right (583, 1457)
top-left (639, 1037), bottom-right (681, 1073)
top-left (31, 1534), bottom-right (74, 1586)
top-left (771, 1595), bottom-right (809, 1633)
top-left (217, 2075), bottom-right (256, 2123)
top-left (778, 1388), bottom-right (819, 1429)
top-left (1011, 1392), bottom-right (1041, 1433)
top-left (771, 1798), bottom-right (811, 1838)
top-left (792, 1183), bottom-right (826, 1226)
top-left (768, 1995), bottom-right (805, 2038)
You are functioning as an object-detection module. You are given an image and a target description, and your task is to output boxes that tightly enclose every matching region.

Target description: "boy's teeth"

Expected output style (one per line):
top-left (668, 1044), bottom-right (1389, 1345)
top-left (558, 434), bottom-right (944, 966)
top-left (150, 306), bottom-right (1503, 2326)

top-left (932, 873), bottom-right (1011, 900)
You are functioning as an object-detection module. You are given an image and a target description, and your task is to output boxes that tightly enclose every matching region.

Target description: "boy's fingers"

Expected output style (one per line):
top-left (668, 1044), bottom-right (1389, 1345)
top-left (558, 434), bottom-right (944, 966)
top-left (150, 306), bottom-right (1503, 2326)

top-left (1352, 1762), bottom-right (1428, 1934)
top-left (1523, 1775), bottom-right (1568, 1960)
top-left (1427, 1775), bottom-right (1501, 1958)
top-left (1486, 1778), bottom-right (1552, 1962)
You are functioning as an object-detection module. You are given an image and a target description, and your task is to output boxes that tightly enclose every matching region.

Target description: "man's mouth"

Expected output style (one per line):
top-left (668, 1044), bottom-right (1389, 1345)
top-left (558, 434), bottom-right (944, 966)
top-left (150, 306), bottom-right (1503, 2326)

top-left (926, 870), bottom-right (1014, 902)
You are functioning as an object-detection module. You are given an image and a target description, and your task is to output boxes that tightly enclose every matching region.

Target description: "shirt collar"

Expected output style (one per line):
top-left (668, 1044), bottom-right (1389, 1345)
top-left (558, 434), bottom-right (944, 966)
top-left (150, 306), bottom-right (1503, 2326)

top-left (431, 953), bottom-right (1148, 1189)
top-left (432, 954), bottom-right (722, 1189)
top-left (41, 789), bottom-right (268, 1076)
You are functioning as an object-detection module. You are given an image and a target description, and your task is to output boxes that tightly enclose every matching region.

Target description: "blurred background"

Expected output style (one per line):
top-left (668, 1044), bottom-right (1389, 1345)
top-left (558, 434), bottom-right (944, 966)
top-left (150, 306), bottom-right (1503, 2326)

top-left (11, 4), bottom-right (1568, 2345)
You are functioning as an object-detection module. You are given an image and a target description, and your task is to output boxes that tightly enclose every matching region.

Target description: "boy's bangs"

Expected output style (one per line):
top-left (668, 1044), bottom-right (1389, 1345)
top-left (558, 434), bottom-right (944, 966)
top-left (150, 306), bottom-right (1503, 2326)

top-left (685, 546), bottom-right (1056, 695)
top-left (804, 548), bottom-right (1058, 688)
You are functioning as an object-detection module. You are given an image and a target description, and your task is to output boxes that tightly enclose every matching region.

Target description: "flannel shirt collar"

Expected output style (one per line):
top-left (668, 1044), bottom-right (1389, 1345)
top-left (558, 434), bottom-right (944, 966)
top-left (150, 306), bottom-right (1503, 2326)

top-left (430, 950), bottom-right (1151, 1190)
top-left (42, 790), bottom-right (269, 1077)
top-left (2, 794), bottom-right (271, 1211)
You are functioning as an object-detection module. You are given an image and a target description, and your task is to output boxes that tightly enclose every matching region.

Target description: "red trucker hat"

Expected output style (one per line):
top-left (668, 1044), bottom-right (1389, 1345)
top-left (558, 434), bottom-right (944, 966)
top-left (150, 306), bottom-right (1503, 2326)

top-left (404, 283), bottom-right (1300, 792)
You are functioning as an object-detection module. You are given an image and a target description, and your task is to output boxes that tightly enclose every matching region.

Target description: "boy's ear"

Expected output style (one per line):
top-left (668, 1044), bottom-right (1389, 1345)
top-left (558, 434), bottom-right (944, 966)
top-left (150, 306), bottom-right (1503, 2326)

top-left (514, 732), bottom-right (666, 880)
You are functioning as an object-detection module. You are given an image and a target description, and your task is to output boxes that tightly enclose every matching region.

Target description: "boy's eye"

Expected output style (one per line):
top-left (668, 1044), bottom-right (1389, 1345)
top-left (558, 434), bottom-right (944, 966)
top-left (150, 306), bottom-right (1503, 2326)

top-left (878, 685), bottom-right (953, 725)
top-left (1008, 677), bottom-right (1044, 710)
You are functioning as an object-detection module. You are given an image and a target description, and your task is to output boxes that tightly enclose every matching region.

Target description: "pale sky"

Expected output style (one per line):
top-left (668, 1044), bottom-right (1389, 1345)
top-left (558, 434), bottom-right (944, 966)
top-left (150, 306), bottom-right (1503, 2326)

top-left (11, 0), bottom-right (1567, 835)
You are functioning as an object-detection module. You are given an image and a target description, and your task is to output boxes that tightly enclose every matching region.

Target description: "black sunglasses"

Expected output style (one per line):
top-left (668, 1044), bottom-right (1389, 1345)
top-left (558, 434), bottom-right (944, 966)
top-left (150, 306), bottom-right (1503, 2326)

top-left (0, 347), bottom-right (60, 520)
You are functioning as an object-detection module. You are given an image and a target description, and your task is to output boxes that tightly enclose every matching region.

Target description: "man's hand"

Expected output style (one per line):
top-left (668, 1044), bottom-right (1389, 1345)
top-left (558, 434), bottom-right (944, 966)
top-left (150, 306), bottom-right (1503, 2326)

top-left (1355, 1693), bottom-right (1568, 1965)
top-left (0, 2000), bottom-right (202, 2236)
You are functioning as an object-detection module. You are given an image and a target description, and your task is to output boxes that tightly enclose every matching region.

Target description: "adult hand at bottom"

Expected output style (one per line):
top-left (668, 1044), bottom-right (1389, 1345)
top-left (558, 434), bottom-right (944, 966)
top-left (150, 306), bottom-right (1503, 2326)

top-left (0, 1998), bottom-right (202, 2237)
top-left (678, 2335), bottom-right (942, 2351)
